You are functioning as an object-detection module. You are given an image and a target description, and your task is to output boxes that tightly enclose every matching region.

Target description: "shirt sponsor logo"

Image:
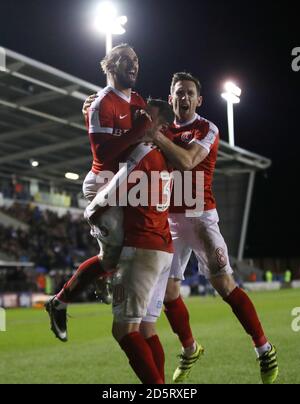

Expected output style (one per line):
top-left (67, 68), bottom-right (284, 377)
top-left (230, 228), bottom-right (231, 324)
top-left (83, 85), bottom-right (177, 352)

top-left (113, 129), bottom-right (129, 137)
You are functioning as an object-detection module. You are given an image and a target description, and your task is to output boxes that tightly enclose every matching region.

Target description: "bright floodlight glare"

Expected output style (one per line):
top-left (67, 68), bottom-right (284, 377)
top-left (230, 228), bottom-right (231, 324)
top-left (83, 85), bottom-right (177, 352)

top-left (117, 15), bottom-right (127, 25)
top-left (98, 1), bottom-right (117, 19)
top-left (94, 1), bottom-right (127, 35)
top-left (221, 92), bottom-right (241, 104)
top-left (30, 159), bottom-right (39, 167)
top-left (224, 81), bottom-right (242, 97)
top-left (65, 172), bottom-right (79, 181)
top-left (221, 82), bottom-right (242, 148)
top-left (111, 15), bottom-right (127, 34)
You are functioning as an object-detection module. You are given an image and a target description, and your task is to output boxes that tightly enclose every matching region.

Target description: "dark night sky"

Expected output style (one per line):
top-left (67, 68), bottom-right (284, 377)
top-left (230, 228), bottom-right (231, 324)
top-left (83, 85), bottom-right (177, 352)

top-left (0, 0), bottom-right (299, 258)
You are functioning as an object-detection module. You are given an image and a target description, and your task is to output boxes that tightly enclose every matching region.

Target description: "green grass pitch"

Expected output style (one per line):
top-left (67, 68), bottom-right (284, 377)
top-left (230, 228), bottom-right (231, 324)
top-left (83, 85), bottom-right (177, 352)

top-left (0, 289), bottom-right (299, 384)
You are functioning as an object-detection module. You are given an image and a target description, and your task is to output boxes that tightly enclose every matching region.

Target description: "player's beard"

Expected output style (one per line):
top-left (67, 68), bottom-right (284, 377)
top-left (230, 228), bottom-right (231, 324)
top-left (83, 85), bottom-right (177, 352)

top-left (116, 71), bottom-right (137, 89)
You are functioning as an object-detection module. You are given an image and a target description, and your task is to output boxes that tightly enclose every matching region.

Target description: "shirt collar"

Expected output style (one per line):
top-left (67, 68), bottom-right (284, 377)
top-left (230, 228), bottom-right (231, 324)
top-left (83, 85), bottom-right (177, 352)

top-left (174, 113), bottom-right (199, 128)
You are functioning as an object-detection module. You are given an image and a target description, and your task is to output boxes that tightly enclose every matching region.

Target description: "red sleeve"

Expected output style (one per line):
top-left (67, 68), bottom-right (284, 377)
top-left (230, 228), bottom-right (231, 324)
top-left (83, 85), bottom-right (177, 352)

top-left (192, 121), bottom-right (219, 153)
top-left (88, 92), bottom-right (150, 164)
top-left (89, 115), bottom-right (152, 164)
top-left (89, 97), bottom-right (115, 135)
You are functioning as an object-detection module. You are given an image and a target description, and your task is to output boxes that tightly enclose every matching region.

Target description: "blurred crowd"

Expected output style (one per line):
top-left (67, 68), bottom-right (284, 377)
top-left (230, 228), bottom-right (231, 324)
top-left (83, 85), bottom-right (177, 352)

top-left (0, 203), bottom-right (98, 270)
top-left (0, 175), bottom-right (80, 208)
top-left (1, 202), bottom-right (299, 297)
top-left (0, 265), bottom-right (78, 296)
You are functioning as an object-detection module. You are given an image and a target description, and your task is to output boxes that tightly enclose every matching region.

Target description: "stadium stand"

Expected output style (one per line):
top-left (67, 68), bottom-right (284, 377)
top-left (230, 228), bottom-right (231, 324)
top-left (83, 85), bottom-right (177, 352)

top-left (0, 202), bottom-right (97, 267)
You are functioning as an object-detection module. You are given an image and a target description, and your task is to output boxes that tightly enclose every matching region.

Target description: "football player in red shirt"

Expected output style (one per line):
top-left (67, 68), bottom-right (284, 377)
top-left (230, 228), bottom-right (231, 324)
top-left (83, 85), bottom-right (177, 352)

top-left (45, 44), bottom-right (154, 343)
top-left (148, 72), bottom-right (278, 384)
top-left (80, 72), bottom-right (278, 384)
top-left (86, 99), bottom-right (175, 384)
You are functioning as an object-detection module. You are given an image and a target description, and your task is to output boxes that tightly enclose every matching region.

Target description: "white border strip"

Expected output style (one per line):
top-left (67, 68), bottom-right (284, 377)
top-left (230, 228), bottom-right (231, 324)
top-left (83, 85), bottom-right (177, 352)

top-left (0, 47), bottom-right (6, 72)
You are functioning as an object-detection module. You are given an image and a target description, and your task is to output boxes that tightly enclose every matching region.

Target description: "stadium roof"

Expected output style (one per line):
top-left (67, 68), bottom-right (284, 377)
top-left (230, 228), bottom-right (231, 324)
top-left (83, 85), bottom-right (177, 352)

top-left (0, 47), bottom-right (271, 190)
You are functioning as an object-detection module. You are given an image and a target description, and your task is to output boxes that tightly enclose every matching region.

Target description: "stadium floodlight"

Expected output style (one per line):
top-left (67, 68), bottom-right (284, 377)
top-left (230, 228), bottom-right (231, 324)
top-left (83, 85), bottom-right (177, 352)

top-left (65, 172), bottom-right (79, 181)
top-left (30, 159), bottom-right (39, 167)
top-left (94, 2), bottom-right (127, 55)
top-left (224, 81), bottom-right (241, 97)
top-left (221, 81), bottom-right (242, 147)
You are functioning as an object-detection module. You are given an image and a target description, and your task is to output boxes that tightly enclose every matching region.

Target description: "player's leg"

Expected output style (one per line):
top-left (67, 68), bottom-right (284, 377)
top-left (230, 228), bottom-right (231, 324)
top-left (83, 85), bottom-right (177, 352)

top-left (112, 247), bottom-right (172, 384)
top-left (139, 259), bottom-right (172, 383)
top-left (165, 213), bottom-right (204, 383)
top-left (112, 321), bottom-right (163, 384)
top-left (45, 254), bottom-right (105, 342)
top-left (45, 207), bottom-right (123, 342)
top-left (83, 173), bottom-right (122, 303)
top-left (89, 206), bottom-right (124, 303)
top-left (211, 274), bottom-right (278, 384)
top-left (47, 207), bottom-right (123, 305)
top-left (165, 214), bottom-right (195, 350)
top-left (194, 209), bottom-right (278, 384)
top-left (164, 278), bottom-right (196, 351)
top-left (166, 282), bottom-right (205, 383)
top-left (140, 322), bottom-right (165, 383)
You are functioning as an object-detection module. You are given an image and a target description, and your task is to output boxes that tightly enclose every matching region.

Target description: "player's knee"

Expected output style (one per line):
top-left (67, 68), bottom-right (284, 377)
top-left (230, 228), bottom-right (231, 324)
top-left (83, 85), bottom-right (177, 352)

top-left (140, 321), bottom-right (157, 339)
top-left (112, 320), bottom-right (140, 342)
top-left (112, 322), bottom-right (127, 342)
top-left (164, 278), bottom-right (181, 302)
top-left (211, 274), bottom-right (236, 298)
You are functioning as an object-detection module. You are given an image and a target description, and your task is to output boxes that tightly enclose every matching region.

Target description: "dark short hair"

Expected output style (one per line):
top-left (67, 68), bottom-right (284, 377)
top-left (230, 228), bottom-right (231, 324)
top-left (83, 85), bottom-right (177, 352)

top-left (147, 98), bottom-right (175, 125)
top-left (170, 72), bottom-right (202, 95)
top-left (100, 43), bottom-right (134, 74)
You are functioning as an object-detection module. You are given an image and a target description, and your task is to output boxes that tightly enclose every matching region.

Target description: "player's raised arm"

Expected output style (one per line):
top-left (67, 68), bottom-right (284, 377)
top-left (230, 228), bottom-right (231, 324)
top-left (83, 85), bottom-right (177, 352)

top-left (151, 130), bottom-right (209, 171)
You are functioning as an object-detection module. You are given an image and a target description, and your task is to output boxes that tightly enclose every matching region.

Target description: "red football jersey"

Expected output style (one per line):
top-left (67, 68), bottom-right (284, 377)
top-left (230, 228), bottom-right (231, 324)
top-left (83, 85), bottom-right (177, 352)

top-left (123, 147), bottom-right (173, 253)
top-left (168, 113), bottom-right (219, 213)
top-left (88, 86), bottom-right (146, 174)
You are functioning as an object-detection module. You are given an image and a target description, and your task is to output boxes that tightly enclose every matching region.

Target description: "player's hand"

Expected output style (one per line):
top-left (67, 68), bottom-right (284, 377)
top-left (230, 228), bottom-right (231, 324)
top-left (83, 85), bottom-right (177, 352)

top-left (139, 134), bottom-right (155, 143)
top-left (82, 93), bottom-right (97, 118)
top-left (134, 108), bottom-right (152, 123)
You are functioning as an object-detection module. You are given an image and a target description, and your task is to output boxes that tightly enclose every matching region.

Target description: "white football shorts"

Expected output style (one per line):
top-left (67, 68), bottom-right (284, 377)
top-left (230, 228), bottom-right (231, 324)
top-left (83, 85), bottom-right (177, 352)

top-left (112, 247), bottom-right (173, 324)
top-left (169, 209), bottom-right (233, 280)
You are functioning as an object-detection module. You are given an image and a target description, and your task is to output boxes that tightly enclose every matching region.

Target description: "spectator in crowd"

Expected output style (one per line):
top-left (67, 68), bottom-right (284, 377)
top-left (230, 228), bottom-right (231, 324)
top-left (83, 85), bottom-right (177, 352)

top-left (0, 203), bottom-right (98, 271)
top-left (265, 270), bottom-right (273, 283)
top-left (284, 269), bottom-right (292, 284)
